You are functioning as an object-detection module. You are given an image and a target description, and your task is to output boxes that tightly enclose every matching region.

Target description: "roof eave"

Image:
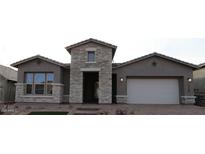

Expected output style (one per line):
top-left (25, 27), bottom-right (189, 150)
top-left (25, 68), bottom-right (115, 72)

top-left (65, 47), bottom-right (71, 54)
top-left (198, 63), bottom-right (205, 69)
top-left (65, 38), bottom-right (117, 56)
top-left (11, 55), bottom-right (66, 68)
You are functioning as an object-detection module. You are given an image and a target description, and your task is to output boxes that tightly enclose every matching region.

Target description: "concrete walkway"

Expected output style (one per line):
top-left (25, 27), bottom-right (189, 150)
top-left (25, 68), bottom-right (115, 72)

top-left (1, 103), bottom-right (205, 115)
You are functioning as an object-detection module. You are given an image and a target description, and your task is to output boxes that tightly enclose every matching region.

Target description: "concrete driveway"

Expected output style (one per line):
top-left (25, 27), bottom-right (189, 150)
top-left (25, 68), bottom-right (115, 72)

top-left (1, 103), bottom-right (205, 115)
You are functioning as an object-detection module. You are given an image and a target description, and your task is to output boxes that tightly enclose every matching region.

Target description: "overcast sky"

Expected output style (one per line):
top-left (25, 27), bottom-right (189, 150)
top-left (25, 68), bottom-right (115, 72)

top-left (1, 0), bottom-right (205, 68)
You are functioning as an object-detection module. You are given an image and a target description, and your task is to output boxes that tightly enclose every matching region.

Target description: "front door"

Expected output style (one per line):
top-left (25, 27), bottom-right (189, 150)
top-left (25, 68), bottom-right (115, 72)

top-left (83, 72), bottom-right (99, 103)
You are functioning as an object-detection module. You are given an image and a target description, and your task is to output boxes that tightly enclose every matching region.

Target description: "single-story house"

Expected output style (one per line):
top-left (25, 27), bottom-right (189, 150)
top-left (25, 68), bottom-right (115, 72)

top-left (11, 38), bottom-right (198, 104)
top-left (0, 65), bottom-right (17, 103)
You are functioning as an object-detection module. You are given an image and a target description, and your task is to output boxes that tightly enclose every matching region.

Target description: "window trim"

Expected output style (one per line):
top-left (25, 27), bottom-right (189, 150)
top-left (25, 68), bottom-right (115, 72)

top-left (24, 72), bottom-right (54, 95)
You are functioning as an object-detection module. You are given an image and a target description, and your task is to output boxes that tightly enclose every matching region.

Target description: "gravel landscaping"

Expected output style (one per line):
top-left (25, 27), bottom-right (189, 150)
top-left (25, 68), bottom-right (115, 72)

top-left (1, 103), bottom-right (205, 115)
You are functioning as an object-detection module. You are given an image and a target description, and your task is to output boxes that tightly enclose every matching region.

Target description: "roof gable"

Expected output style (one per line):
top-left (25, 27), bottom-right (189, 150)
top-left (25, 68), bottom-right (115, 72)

top-left (11, 55), bottom-right (65, 68)
top-left (113, 52), bottom-right (199, 69)
top-left (65, 38), bottom-right (117, 57)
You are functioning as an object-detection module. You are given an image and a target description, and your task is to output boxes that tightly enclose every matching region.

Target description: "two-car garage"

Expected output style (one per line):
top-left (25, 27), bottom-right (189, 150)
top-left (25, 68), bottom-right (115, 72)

top-left (127, 78), bottom-right (180, 104)
top-left (113, 53), bottom-right (197, 104)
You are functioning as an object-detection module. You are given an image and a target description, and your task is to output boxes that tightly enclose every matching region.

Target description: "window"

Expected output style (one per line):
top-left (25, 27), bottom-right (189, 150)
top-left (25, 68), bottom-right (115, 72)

top-left (35, 84), bottom-right (44, 94)
top-left (47, 73), bottom-right (54, 83)
top-left (34, 73), bottom-right (45, 84)
top-left (46, 73), bottom-right (54, 95)
top-left (26, 84), bottom-right (32, 94)
top-left (87, 51), bottom-right (95, 62)
top-left (34, 73), bottom-right (45, 94)
top-left (25, 73), bottom-right (33, 94)
top-left (25, 73), bottom-right (54, 95)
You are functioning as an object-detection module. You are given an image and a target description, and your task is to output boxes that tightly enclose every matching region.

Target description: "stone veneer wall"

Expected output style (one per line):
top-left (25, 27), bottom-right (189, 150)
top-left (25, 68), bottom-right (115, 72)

top-left (181, 96), bottom-right (196, 104)
top-left (69, 43), bottom-right (112, 104)
top-left (15, 83), bottom-right (64, 103)
top-left (62, 95), bottom-right (69, 103)
top-left (116, 95), bottom-right (127, 104)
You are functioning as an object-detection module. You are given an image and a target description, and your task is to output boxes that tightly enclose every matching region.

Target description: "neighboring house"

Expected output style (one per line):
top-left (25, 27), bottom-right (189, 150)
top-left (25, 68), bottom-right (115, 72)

top-left (0, 65), bottom-right (17, 103)
top-left (11, 38), bottom-right (198, 104)
top-left (193, 63), bottom-right (205, 93)
top-left (193, 64), bottom-right (205, 105)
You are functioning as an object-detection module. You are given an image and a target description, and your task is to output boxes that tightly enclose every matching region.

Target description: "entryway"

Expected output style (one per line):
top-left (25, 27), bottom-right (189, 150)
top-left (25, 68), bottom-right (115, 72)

top-left (83, 72), bottom-right (99, 103)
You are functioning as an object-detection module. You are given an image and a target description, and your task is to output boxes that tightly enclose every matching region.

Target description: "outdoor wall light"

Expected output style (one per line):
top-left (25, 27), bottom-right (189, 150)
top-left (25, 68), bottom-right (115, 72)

top-left (187, 78), bottom-right (192, 83)
top-left (120, 77), bottom-right (124, 82)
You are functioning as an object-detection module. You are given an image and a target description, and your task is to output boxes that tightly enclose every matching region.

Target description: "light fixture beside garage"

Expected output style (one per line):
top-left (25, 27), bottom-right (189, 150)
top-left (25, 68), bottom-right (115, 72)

top-left (120, 77), bottom-right (124, 82)
top-left (187, 78), bottom-right (192, 83)
top-left (187, 78), bottom-right (192, 92)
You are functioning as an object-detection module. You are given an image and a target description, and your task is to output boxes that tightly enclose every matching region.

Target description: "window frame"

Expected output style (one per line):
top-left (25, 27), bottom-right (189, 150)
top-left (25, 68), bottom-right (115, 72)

top-left (34, 73), bottom-right (46, 95)
top-left (46, 73), bottom-right (54, 95)
top-left (24, 72), bottom-right (54, 95)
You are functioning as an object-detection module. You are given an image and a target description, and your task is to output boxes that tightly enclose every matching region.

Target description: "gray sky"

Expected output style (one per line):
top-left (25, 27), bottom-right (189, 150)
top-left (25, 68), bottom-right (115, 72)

top-left (0, 0), bottom-right (205, 68)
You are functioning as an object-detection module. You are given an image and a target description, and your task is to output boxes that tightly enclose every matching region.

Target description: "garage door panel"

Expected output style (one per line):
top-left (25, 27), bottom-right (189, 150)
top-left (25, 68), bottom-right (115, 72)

top-left (127, 79), bottom-right (179, 104)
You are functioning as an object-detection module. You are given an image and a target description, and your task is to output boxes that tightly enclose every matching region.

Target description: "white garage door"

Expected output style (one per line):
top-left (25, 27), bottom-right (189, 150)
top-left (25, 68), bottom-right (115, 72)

top-left (127, 79), bottom-right (179, 104)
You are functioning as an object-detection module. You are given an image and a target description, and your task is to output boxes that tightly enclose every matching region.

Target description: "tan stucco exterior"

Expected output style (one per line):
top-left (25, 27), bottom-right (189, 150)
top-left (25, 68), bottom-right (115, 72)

top-left (113, 56), bottom-right (195, 104)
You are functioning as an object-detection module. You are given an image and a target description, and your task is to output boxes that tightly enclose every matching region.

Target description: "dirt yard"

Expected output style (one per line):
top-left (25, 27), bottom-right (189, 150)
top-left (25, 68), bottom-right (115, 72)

top-left (1, 103), bottom-right (205, 115)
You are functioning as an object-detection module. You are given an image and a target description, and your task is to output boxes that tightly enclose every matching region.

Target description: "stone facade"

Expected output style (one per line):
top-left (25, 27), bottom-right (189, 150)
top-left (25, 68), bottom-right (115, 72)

top-left (116, 95), bottom-right (127, 104)
top-left (181, 96), bottom-right (196, 104)
top-left (15, 83), bottom-right (64, 103)
top-left (69, 43), bottom-right (113, 104)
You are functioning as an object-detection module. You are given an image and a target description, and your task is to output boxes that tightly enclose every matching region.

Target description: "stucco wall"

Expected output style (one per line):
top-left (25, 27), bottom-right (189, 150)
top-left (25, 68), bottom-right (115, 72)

top-left (113, 56), bottom-right (194, 100)
top-left (17, 59), bottom-right (62, 83)
top-left (69, 42), bottom-right (112, 104)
